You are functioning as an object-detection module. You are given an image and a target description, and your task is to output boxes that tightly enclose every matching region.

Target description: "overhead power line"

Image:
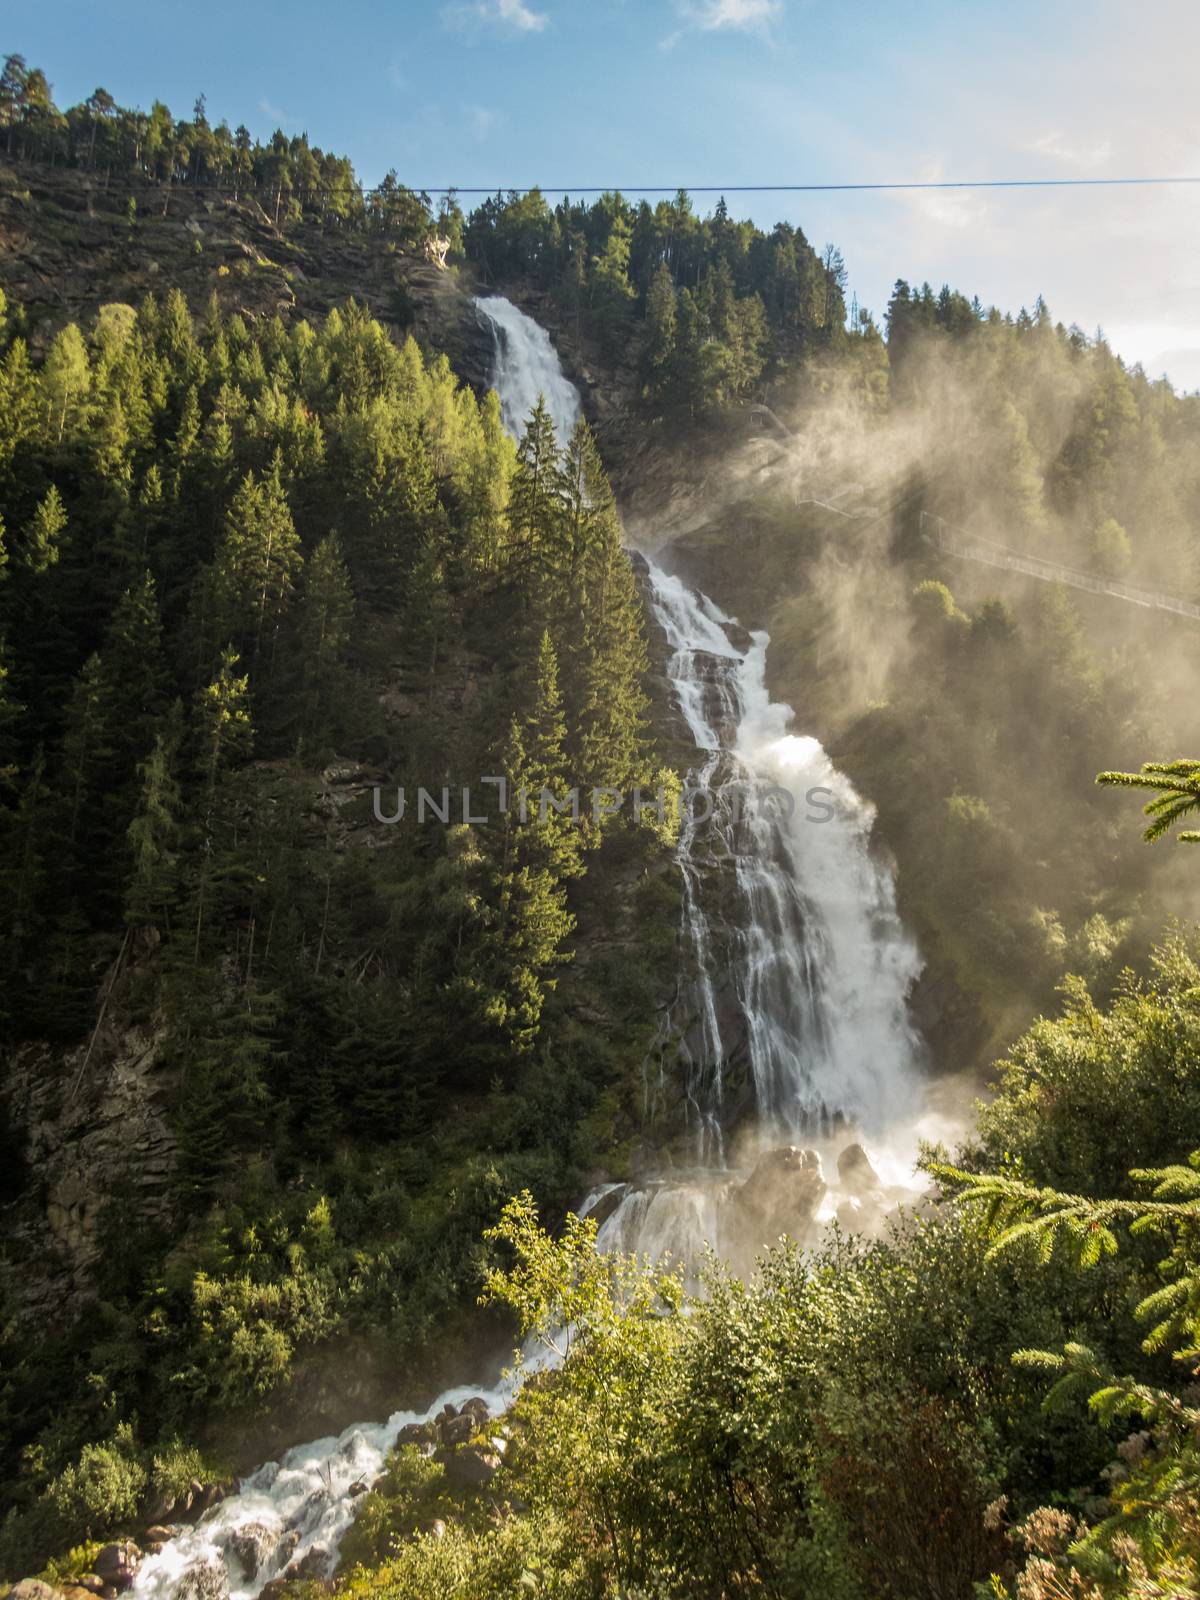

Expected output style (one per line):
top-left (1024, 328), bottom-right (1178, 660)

top-left (401, 177), bottom-right (1200, 197)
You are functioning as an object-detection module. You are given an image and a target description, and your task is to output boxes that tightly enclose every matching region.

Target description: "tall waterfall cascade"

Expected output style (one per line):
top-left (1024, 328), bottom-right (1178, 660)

top-left (129, 296), bottom-right (934, 1600)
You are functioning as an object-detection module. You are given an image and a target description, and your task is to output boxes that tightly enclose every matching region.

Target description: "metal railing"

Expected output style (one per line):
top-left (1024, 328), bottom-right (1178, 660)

top-left (920, 511), bottom-right (1200, 622)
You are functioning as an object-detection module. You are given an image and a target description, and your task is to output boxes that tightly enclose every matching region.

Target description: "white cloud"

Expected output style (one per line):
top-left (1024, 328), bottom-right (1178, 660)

top-left (661, 0), bottom-right (780, 48)
top-left (443, 0), bottom-right (548, 33)
top-left (674, 0), bottom-right (782, 34)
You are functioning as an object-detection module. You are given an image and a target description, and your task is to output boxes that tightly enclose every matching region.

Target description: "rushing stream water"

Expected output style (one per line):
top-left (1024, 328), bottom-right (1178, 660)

top-left (129, 295), bottom-right (930, 1600)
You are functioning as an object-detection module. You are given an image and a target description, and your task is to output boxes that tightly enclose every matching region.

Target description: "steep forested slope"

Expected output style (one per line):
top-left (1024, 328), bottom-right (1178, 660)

top-left (2, 52), bottom-right (1200, 1600)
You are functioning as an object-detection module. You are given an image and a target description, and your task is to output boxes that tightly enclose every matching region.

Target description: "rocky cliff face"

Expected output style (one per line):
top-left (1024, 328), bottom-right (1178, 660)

top-left (0, 160), bottom-right (495, 388)
top-left (5, 999), bottom-right (176, 1319)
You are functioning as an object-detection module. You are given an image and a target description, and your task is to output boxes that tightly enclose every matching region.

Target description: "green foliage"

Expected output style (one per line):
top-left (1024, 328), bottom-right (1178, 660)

top-left (962, 937), bottom-right (1200, 1194)
top-left (1097, 758), bottom-right (1200, 845)
top-left (42, 1424), bottom-right (146, 1545)
top-left (0, 278), bottom-right (673, 1573)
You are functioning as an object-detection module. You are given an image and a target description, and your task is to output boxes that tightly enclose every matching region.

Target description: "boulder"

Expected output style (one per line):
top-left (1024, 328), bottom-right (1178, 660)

top-left (174, 1561), bottom-right (228, 1600)
top-left (6, 1583), bottom-right (64, 1600)
top-left (443, 1445), bottom-right (501, 1490)
top-left (274, 1530), bottom-right (300, 1568)
top-left (347, 1478), bottom-right (369, 1497)
top-left (727, 1146), bottom-right (827, 1263)
top-left (142, 1527), bottom-right (175, 1546)
top-left (836, 1142), bottom-right (882, 1196)
top-left (143, 1490), bottom-right (176, 1524)
top-left (458, 1397), bottom-right (490, 1425)
top-left (197, 1483), bottom-right (225, 1513)
top-left (396, 1421), bottom-right (433, 1448)
top-left (437, 1413), bottom-right (476, 1447)
top-left (294, 1545), bottom-right (330, 1581)
top-left (94, 1544), bottom-right (140, 1591)
top-left (75, 1579), bottom-right (105, 1596)
top-left (223, 1522), bottom-right (279, 1581)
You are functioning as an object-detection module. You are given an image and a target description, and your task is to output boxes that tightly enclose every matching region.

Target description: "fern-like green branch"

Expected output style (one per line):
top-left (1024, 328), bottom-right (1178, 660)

top-left (932, 1154), bottom-right (1200, 1364)
top-left (1097, 759), bottom-right (1200, 844)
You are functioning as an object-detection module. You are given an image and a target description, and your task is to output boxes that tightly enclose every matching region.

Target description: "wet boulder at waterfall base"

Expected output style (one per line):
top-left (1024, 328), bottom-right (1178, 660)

top-left (836, 1141), bottom-right (883, 1195)
top-left (726, 1147), bottom-right (827, 1265)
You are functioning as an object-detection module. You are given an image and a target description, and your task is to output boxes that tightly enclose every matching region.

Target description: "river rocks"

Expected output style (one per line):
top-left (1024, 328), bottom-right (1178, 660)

top-left (458, 1396), bottom-right (491, 1426)
top-left (94, 1542), bottom-right (140, 1591)
top-left (437, 1412), bottom-right (476, 1447)
top-left (347, 1477), bottom-right (369, 1497)
top-left (274, 1531), bottom-right (300, 1569)
top-left (74, 1578), bottom-right (106, 1595)
top-left (174, 1560), bottom-right (228, 1600)
top-left (292, 1544), bottom-right (330, 1580)
top-left (6, 1581), bottom-right (64, 1600)
top-left (396, 1420), bottom-right (434, 1448)
top-left (443, 1445), bottom-right (502, 1490)
top-left (222, 1521), bottom-right (280, 1580)
top-left (141, 1526), bottom-right (175, 1546)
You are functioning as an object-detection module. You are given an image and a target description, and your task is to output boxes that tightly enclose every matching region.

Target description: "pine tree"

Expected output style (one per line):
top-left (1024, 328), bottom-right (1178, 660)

top-left (403, 530), bottom-right (450, 692)
top-left (642, 262), bottom-right (677, 404)
top-left (0, 339), bottom-right (38, 477)
top-left (59, 652), bottom-right (113, 857)
top-left (124, 717), bottom-right (182, 929)
top-left (195, 644), bottom-right (254, 796)
top-left (22, 485), bottom-right (66, 573)
top-left (509, 398), bottom-right (566, 609)
top-left (484, 630), bottom-right (587, 1047)
top-left (298, 531), bottom-right (355, 743)
top-left (102, 570), bottom-right (169, 782)
top-left (211, 465), bottom-right (303, 665)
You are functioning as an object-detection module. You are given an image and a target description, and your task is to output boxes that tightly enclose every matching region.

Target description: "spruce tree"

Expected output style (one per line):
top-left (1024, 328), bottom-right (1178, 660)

top-left (298, 531), bottom-right (355, 744)
top-left (22, 486), bottom-right (66, 574)
top-left (124, 717), bottom-right (182, 930)
top-left (509, 398), bottom-right (565, 605)
top-left (211, 464), bottom-right (303, 666)
top-left (642, 262), bottom-right (677, 404)
top-left (195, 644), bottom-right (254, 797)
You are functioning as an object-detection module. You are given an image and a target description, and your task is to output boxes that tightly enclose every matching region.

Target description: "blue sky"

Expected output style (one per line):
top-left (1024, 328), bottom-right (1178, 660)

top-left (9, 0), bottom-right (1200, 385)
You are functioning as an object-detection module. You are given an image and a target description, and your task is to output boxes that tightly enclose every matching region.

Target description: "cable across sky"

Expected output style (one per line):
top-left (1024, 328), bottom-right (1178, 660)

top-left (401, 176), bottom-right (1200, 196)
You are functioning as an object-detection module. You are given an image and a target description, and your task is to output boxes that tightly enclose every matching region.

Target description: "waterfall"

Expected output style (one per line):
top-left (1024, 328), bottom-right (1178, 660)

top-left (129, 297), bottom-right (930, 1600)
top-left (643, 566), bottom-right (924, 1155)
top-left (474, 295), bottom-right (581, 441)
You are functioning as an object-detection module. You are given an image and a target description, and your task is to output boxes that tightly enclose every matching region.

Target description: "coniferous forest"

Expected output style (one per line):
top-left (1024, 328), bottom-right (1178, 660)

top-left (2, 48), bottom-right (1200, 1600)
